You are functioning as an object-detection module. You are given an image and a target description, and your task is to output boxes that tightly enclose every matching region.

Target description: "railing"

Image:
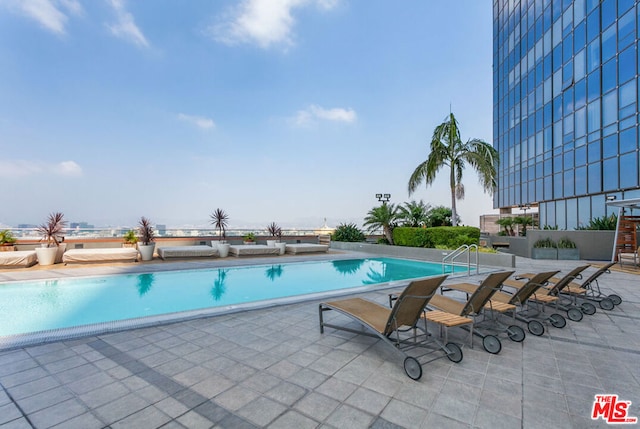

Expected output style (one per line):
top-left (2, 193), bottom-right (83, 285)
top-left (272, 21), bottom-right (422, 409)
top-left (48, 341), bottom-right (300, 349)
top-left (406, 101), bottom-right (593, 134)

top-left (442, 244), bottom-right (479, 277)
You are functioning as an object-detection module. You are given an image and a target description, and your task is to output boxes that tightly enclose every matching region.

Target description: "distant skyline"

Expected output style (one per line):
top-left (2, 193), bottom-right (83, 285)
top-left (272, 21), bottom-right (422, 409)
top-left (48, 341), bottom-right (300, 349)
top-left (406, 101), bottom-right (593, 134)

top-left (0, 0), bottom-right (497, 229)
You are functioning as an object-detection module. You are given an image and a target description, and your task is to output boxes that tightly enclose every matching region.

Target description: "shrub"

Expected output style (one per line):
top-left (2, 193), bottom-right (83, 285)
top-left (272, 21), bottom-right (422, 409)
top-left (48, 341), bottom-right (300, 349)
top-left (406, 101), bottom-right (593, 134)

top-left (575, 213), bottom-right (618, 230)
top-left (533, 237), bottom-right (556, 248)
top-left (556, 237), bottom-right (576, 249)
top-left (393, 226), bottom-right (480, 248)
top-left (331, 223), bottom-right (366, 242)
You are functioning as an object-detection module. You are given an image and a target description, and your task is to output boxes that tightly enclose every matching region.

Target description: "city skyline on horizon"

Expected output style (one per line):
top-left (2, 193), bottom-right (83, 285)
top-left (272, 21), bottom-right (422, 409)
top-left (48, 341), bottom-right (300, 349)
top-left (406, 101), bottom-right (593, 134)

top-left (1, 0), bottom-right (496, 228)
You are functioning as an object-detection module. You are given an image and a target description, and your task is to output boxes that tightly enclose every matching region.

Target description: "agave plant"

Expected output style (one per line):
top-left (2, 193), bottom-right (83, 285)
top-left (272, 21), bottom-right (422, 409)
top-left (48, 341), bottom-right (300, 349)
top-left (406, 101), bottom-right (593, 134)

top-left (137, 217), bottom-right (155, 245)
top-left (267, 222), bottom-right (282, 241)
top-left (36, 212), bottom-right (67, 247)
top-left (210, 208), bottom-right (229, 241)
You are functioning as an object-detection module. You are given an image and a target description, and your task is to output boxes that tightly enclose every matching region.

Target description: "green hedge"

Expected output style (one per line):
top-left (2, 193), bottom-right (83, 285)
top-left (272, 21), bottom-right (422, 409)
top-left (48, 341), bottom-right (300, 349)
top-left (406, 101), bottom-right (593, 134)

top-left (393, 226), bottom-right (480, 248)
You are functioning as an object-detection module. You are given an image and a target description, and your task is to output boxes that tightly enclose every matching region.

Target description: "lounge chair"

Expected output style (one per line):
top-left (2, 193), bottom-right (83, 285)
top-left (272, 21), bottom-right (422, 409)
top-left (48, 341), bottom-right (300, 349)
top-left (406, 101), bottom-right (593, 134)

top-left (228, 244), bottom-right (280, 257)
top-left (512, 265), bottom-right (591, 321)
top-left (319, 275), bottom-right (462, 380)
top-left (285, 243), bottom-right (329, 254)
top-left (494, 270), bottom-right (564, 336)
top-left (157, 245), bottom-right (218, 260)
top-left (557, 262), bottom-right (620, 310)
top-left (0, 250), bottom-right (38, 268)
top-left (62, 248), bottom-right (139, 264)
top-left (425, 271), bottom-right (520, 354)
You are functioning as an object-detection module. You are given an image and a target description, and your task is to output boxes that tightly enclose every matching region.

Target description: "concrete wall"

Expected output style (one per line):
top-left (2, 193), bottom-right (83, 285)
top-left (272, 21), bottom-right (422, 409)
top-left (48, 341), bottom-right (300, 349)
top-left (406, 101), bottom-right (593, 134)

top-left (487, 230), bottom-right (619, 261)
top-left (330, 241), bottom-right (515, 268)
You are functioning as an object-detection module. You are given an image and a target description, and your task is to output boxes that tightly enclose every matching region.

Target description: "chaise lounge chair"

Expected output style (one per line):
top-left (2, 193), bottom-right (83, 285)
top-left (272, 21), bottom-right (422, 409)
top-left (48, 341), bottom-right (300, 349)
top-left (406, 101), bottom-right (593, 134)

top-left (157, 245), bottom-right (219, 260)
top-left (62, 248), bottom-right (139, 264)
top-left (424, 271), bottom-right (520, 354)
top-left (285, 243), bottom-right (329, 254)
top-left (557, 262), bottom-right (620, 310)
top-left (228, 244), bottom-right (280, 257)
top-left (319, 275), bottom-right (463, 380)
top-left (0, 250), bottom-right (38, 268)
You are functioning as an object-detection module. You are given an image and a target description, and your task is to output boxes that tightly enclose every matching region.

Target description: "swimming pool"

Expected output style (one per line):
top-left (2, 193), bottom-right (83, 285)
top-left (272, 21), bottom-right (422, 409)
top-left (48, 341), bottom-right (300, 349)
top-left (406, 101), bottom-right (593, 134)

top-left (0, 257), bottom-right (462, 343)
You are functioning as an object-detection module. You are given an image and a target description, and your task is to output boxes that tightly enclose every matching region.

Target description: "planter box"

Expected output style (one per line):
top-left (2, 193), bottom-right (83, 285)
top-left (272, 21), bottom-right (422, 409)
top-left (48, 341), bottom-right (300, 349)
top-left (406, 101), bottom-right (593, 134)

top-left (558, 248), bottom-right (580, 260)
top-left (532, 248), bottom-right (557, 260)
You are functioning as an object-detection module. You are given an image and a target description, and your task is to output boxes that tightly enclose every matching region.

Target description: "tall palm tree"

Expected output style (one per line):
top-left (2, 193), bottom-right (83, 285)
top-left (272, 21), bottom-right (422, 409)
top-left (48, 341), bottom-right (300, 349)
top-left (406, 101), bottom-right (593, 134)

top-left (397, 200), bottom-right (431, 227)
top-left (408, 113), bottom-right (498, 226)
top-left (363, 203), bottom-right (398, 244)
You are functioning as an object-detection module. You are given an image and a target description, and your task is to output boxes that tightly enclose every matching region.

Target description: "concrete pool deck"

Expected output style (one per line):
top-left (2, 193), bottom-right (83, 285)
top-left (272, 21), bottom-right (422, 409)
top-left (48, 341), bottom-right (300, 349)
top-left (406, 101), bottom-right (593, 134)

top-left (0, 251), bottom-right (638, 428)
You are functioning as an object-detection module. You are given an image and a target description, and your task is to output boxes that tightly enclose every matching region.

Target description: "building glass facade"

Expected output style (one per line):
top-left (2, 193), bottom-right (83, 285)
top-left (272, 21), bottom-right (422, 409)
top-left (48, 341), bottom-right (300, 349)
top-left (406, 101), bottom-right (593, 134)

top-left (493, 0), bottom-right (640, 229)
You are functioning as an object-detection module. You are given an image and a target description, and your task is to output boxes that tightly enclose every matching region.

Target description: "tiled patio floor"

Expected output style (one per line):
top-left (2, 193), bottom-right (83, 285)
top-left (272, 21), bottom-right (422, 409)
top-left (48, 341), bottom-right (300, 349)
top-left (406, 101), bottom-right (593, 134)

top-left (0, 252), bottom-right (638, 428)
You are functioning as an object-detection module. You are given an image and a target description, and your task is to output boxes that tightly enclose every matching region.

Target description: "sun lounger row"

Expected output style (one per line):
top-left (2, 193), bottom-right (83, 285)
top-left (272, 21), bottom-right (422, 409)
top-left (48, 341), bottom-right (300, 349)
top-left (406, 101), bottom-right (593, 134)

top-left (320, 263), bottom-right (622, 379)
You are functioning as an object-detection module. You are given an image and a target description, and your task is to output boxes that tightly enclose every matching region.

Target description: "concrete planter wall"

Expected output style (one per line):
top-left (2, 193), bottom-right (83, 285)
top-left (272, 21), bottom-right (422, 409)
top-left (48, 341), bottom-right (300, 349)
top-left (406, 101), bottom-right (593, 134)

top-left (531, 248), bottom-right (558, 259)
top-left (558, 248), bottom-right (580, 260)
top-left (329, 241), bottom-right (515, 268)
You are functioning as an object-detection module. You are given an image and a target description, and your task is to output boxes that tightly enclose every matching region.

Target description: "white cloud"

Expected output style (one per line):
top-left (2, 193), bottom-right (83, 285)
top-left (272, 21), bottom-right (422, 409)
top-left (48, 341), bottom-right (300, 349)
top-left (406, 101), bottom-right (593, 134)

top-left (105, 0), bottom-right (149, 48)
top-left (178, 113), bottom-right (216, 130)
top-left (293, 104), bottom-right (356, 126)
top-left (0, 160), bottom-right (82, 178)
top-left (211, 0), bottom-right (339, 49)
top-left (1, 0), bottom-right (83, 34)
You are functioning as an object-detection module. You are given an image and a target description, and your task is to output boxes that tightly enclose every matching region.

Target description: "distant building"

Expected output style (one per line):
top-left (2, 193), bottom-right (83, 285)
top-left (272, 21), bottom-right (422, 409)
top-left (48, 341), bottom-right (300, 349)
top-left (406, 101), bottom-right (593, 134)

top-left (156, 224), bottom-right (167, 236)
top-left (70, 222), bottom-right (94, 229)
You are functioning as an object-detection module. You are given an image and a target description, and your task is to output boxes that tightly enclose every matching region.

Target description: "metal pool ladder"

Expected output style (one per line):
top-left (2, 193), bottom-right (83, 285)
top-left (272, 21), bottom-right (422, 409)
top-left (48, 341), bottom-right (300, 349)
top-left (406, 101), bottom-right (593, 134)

top-left (442, 244), bottom-right (479, 276)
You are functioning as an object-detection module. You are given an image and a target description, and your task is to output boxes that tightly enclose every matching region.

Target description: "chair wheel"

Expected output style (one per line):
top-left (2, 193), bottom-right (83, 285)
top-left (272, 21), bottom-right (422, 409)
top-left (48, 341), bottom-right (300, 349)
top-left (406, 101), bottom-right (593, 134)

top-left (580, 302), bottom-right (597, 315)
top-left (445, 342), bottom-right (463, 363)
top-left (600, 298), bottom-right (614, 310)
top-left (608, 294), bottom-right (622, 306)
top-left (403, 357), bottom-right (422, 380)
top-left (567, 307), bottom-right (583, 322)
top-left (550, 313), bottom-right (566, 328)
top-left (482, 335), bottom-right (502, 354)
top-left (507, 325), bottom-right (525, 342)
top-left (528, 320), bottom-right (544, 336)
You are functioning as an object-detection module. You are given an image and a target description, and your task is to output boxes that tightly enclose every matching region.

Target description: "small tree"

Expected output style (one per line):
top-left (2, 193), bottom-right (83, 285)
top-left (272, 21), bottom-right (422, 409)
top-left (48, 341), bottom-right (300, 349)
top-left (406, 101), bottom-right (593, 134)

top-left (267, 222), bottom-right (282, 242)
top-left (513, 216), bottom-right (535, 236)
top-left (495, 217), bottom-right (516, 236)
top-left (397, 200), bottom-right (431, 227)
top-left (210, 209), bottom-right (229, 241)
top-left (36, 212), bottom-right (67, 247)
top-left (427, 206), bottom-right (456, 227)
top-left (363, 203), bottom-right (398, 244)
top-left (137, 217), bottom-right (155, 245)
top-left (332, 223), bottom-right (366, 242)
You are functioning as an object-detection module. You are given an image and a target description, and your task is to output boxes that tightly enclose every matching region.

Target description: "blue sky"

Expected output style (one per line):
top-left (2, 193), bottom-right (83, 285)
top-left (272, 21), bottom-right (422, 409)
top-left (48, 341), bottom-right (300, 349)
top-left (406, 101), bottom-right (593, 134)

top-left (0, 0), bottom-right (495, 229)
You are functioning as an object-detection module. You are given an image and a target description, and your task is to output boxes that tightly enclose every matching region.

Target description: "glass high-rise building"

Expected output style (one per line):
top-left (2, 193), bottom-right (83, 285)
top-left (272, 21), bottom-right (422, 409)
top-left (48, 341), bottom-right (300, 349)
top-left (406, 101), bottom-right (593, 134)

top-left (493, 0), bottom-right (639, 229)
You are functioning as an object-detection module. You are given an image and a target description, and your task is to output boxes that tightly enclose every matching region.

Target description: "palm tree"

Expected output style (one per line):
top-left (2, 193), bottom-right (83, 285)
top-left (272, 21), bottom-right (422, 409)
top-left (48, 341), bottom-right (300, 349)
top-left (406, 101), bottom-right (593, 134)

top-left (363, 203), bottom-right (398, 244)
top-left (495, 217), bottom-right (516, 236)
top-left (513, 216), bottom-right (535, 236)
top-left (210, 208), bottom-right (229, 241)
top-left (397, 200), bottom-right (431, 227)
top-left (408, 112), bottom-right (498, 226)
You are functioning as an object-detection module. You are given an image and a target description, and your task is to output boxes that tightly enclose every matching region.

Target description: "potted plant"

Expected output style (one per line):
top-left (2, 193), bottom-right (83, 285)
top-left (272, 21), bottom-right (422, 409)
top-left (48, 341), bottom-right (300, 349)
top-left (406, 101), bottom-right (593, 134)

top-left (0, 229), bottom-right (17, 251)
top-left (243, 232), bottom-right (256, 245)
top-left (210, 208), bottom-right (230, 257)
top-left (123, 230), bottom-right (138, 248)
top-left (266, 222), bottom-right (280, 247)
top-left (137, 216), bottom-right (156, 261)
top-left (557, 237), bottom-right (579, 260)
top-left (531, 237), bottom-right (557, 260)
top-left (35, 212), bottom-right (67, 265)
top-left (274, 227), bottom-right (286, 255)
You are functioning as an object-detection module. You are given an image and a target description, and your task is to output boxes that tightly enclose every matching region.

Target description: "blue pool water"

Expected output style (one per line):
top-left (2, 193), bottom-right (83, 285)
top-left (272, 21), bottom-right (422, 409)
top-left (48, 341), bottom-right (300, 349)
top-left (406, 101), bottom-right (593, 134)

top-left (0, 258), bottom-right (461, 337)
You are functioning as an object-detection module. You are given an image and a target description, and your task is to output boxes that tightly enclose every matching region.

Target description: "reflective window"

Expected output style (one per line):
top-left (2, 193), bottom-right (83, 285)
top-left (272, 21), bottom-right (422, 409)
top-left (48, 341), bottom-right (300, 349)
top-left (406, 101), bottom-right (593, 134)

top-left (588, 162), bottom-right (602, 192)
top-left (575, 106), bottom-right (587, 137)
top-left (620, 152), bottom-right (639, 189)
top-left (575, 165), bottom-right (587, 194)
top-left (547, 201), bottom-right (556, 226)
top-left (591, 194), bottom-right (606, 218)
top-left (618, 47), bottom-right (636, 84)
top-left (587, 7), bottom-right (601, 42)
top-left (588, 140), bottom-right (601, 163)
top-left (602, 59), bottom-right (617, 93)
top-left (564, 170), bottom-right (574, 197)
top-left (601, 0), bottom-right (616, 30)
top-left (574, 78), bottom-right (586, 109)
top-left (587, 38), bottom-right (600, 72)
top-left (601, 25), bottom-right (617, 63)
top-left (603, 157), bottom-right (619, 190)
top-left (587, 100), bottom-right (601, 132)
top-left (553, 43), bottom-right (563, 71)
top-left (618, 9), bottom-right (635, 49)
top-left (574, 22), bottom-right (586, 54)
top-left (575, 145), bottom-right (587, 166)
top-left (578, 196), bottom-right (590, 228)
top-left (563, 33), bottom-right (573, 63)
top-left (587, 69), bottom-right (601, 101)
top-left (564, 86), bottom-right (574, 114)
top-left (556, 199), bottom-right (567, 229)
top-left (574, 49), bottom-right (585, 81)
top-left (554, 172), bottom-right (563, 197)
top-left (566, 198), bottom-right (578, 230)
top-left (602, 91), bottom-right (618, 126)
top-left (574, 0), bottom-right (586, 23)
top-left (544, 175), bottom-right (553, 199)
top-left (620, 127), bottom-right (637, 153)
top-left (603, 134), bottom-right (618, 158)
